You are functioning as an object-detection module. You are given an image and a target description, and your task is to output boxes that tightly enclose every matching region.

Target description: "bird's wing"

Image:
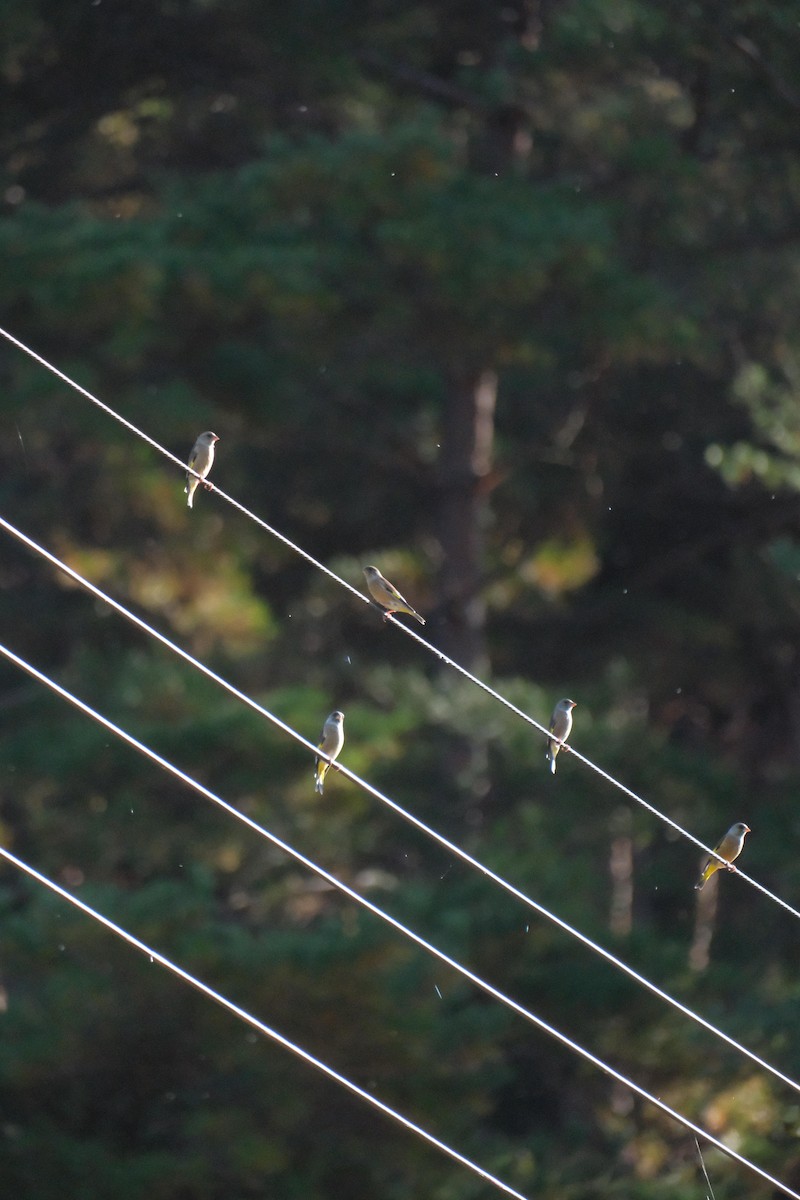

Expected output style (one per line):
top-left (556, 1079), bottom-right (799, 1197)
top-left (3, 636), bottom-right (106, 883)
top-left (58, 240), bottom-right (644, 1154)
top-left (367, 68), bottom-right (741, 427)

top-left (383, 580), bottom-right (407, 602)
top-left (319, 731), bottom-right (337, 755)
top-left (550, 711), bottom-right (568, 739)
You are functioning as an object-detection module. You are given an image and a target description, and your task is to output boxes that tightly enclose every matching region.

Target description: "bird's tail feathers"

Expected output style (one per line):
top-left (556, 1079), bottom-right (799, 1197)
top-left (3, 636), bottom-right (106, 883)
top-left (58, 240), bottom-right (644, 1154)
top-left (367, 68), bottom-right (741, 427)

top-left (695, 862), bottom-right (714, 890)
top-left (315, 760), bottom-right (326, 794)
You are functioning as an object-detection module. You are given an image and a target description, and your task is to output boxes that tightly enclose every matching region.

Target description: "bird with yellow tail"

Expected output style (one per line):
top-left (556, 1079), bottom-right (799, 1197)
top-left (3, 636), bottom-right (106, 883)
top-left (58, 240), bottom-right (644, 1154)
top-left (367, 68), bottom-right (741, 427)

top-left (185, 431), bottom-right (219, 508)
top-left (363, 565), bottom-right (426, 625)
top-left (695, 821), bottom-right (750, 890)
top-left (546, 698), bottom-right (577, 775)
top-left (314, 710), bottom-right (345, 795)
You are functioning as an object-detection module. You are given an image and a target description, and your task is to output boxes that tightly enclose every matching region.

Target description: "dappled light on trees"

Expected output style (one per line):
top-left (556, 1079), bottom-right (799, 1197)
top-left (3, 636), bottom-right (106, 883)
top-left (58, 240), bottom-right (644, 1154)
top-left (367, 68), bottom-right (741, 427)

top-left (2, 0), bottom-right (800, 1195)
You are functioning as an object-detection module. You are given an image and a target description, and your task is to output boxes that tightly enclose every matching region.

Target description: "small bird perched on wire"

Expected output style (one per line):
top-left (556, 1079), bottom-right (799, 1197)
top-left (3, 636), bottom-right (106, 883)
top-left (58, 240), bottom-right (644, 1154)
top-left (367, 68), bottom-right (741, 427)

top-left (185, 431), bottom-right (219, 508)
top-left (363, 565), bottom-right (426, 625)
top-left (695, 821), bottom-right (751, 890)
top-left (315, 710), bottom-right (345, 795)
top-left (546, 698), bottom-right (577, 774)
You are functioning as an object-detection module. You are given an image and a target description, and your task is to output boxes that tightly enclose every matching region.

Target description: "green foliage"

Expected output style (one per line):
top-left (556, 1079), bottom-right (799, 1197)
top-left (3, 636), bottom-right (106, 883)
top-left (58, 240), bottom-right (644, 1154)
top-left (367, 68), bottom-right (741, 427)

top-left (2, 0), bottom-right (800, 1195)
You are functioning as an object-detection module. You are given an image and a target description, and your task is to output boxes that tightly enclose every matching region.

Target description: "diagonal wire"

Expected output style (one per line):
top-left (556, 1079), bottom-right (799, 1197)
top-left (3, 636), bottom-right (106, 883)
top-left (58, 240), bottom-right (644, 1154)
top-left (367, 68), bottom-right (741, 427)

top-left (0, 325), bottom-right (783, 900)
top-left (0, 844), bottom-right (530, 1200)
top-left (3, 511), bottom-right (800, 1096)
top-left (0, 643), bottom-right (798, 1200)
top-left (696, 1137), bottom-right (718, 1200)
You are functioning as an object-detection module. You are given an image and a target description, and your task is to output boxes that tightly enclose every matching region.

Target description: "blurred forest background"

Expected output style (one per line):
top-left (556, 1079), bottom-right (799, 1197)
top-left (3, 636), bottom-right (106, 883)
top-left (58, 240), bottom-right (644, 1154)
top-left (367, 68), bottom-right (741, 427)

top-left (2, 0), bottom-right (800, 1196)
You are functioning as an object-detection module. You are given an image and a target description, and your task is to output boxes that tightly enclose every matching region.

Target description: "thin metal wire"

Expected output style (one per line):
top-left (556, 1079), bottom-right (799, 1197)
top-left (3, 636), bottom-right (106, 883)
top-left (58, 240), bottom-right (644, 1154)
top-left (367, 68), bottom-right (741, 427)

top-left (0, 844), bottom-right (530, 1200)
top-left (0, 326), bottom-right (774, 889)
top-left (4, 511), bottom-right (800, 1098)
top-left (696, 1137), bottom-right (718, 1200)
top-left (0, 645), bottom-right (797, 1200)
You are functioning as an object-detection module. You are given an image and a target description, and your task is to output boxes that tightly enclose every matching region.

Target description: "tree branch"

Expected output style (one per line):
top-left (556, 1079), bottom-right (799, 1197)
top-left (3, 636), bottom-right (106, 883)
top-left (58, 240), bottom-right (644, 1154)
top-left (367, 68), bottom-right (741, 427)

top-left (358, 51), bottom-right (489, 114)
top-left (729, 34), bottom-right (800, 112)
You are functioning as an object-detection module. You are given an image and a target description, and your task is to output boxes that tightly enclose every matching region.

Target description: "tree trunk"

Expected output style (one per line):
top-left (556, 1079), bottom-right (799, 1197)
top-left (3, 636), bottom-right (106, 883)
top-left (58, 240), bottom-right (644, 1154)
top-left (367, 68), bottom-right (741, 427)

top-left (609, 806), bottom-right (634, 937)
top-left (435, 367), bottom-right (497, 671)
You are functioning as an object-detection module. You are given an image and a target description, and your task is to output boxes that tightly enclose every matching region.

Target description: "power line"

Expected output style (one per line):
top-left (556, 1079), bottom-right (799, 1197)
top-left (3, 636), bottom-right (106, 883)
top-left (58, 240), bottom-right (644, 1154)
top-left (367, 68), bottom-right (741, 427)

top-left (0, 844), bottom-right (530, 1200)
top-left (4, 511), bottom-right (800, 1098)
top-left (1, 643), bottom-right (797, 1200)
top-left (0, 326), bottom-right (778, 892)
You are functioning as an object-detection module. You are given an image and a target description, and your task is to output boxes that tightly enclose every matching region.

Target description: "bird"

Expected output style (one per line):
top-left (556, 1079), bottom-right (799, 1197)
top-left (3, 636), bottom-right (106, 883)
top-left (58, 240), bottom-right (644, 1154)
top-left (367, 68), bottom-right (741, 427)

top-left (546, 698), bottom-right (577, 774)
top-left (314, 710), bottom-right (345, 795)
top-left (695, 821), bottom-right (751, 890)
top-left (363, 565), bottom-right (426, 625)
top-left (185, 431), bottom-right (219, 508)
